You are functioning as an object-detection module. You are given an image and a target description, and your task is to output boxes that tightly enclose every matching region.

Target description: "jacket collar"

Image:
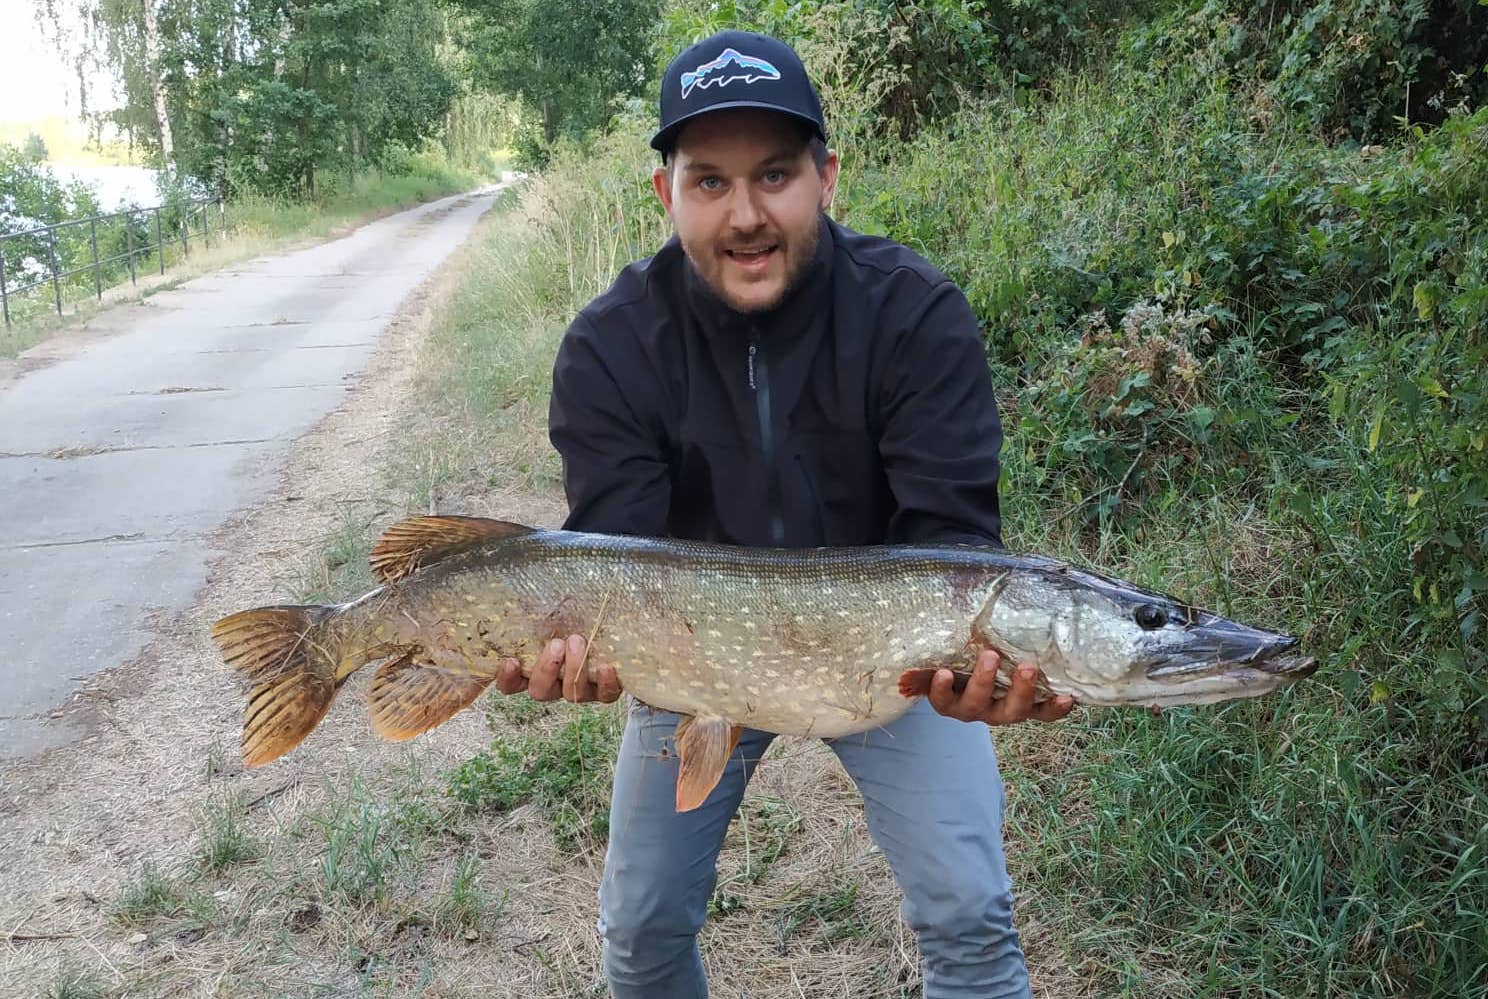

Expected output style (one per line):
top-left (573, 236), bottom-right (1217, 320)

top-left (682, 215), bottom-right (834, 338)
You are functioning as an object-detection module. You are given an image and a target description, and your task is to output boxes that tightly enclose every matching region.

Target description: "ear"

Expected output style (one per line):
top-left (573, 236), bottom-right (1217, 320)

top-left (652, 165), bottom-right (674, 215)
top-left (818, 149), bottom-right (840, 211)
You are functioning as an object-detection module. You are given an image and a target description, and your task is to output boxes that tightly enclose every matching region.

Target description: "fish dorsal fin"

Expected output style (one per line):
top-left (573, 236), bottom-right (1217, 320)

top-left (369, 515), bottom-right (534, 583)
top-left (673, 715), bottom-right (742, 812)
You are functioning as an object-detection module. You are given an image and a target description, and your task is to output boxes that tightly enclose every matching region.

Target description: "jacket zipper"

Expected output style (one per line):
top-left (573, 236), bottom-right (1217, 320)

top-left (747, 339), bottom-right (786, 545)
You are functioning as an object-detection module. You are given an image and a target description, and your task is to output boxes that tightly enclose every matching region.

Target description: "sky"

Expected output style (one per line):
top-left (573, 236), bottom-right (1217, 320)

top-left (0, 3), bottom-right (119, 125)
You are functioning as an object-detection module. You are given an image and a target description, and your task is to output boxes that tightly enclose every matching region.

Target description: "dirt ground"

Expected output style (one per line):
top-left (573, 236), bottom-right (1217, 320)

top-left (0, 215), bottom-right (1080, 999)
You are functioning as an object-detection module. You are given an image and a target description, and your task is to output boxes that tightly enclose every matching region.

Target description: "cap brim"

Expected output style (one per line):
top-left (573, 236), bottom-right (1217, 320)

top-left (650, 101), bottom-right (828, 153)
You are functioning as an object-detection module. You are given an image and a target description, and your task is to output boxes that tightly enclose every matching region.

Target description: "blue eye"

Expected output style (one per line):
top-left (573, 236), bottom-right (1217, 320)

top-left (700, 176), bottom-right (722, 191)
top-left (763, 169), bottom-right (786, 184)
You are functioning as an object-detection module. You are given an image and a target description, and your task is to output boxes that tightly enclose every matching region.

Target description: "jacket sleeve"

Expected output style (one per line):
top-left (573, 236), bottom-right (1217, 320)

top-left (876, 281), bottom-right (1004, 548)
top-left (548, 313), bottom-right (672, 536)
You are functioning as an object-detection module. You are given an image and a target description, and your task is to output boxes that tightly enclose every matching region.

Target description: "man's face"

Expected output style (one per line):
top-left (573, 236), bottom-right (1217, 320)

top-left (653, 109), bottom-right (839, 314)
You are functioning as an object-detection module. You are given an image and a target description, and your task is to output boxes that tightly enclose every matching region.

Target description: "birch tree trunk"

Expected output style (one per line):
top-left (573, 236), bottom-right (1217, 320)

top-left (141, 0), bottom-right (175, 178)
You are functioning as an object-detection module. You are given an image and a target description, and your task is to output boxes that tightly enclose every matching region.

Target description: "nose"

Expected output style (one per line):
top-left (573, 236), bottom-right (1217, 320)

top-left (726, 184), bottom-right (765, 233)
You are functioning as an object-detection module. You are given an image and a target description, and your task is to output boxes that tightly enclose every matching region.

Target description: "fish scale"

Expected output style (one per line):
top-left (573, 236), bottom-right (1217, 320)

top-left (211, 515), bottom-right (1316, 811)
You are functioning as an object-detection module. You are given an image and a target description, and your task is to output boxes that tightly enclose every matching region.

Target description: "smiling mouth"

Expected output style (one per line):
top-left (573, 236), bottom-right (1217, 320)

top-left (725, 245), bottom-right (778, 268)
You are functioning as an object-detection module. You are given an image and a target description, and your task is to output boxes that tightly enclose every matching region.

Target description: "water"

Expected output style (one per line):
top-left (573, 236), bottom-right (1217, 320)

top-left (50, 164), bottom-right (163, 211)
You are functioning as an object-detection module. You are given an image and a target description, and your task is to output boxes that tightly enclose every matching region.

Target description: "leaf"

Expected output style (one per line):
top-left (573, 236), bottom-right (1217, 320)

top-left (1395, 375), bottom-right (1423, 419)
top-left (1370, 680), bottom-right (1392, 705)
top-left (1162, 231), bottom-right (1176, 249)
top-left (1417, 374), bottom-right (1449, 399)
top-left (1406, 488), bottom-right (1424, 509)
top-left (1123, 399), bottom-right (1155, 417)
top-left (1327, 376), bottom-right (1348, 422)
top-left (1368, 397), bottom-right (1386, 452)
top-left (1412, 282), bottom-right (1438, 320)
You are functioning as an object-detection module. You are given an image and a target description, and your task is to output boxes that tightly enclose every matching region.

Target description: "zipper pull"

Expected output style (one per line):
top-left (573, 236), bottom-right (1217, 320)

top-left (747, 342), bottom-right (757, 390)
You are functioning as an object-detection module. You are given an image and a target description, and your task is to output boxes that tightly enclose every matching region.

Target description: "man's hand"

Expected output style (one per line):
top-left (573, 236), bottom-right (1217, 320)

top-left (928, 648), bottom-right (1076, 725)
top-left (494, 634), bottom-right (623, 704)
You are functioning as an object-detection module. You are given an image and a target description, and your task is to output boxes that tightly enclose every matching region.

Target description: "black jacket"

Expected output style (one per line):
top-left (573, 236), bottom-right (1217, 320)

top-left (548, 215), bottom-right (1003, 549)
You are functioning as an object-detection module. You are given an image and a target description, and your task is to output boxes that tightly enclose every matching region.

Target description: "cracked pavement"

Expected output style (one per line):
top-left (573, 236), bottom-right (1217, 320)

top-left (0, 188), bottom-right (499, 756)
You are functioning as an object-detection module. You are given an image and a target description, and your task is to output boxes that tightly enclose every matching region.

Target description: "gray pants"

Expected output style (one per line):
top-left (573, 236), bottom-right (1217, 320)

top-left (596, 697), bottom-right (1032, 998)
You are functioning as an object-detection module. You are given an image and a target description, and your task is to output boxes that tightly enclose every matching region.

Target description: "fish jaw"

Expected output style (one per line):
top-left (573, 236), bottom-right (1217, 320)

top-left (1141, 613), bottom-right (1305, 678)
top-left (1045, 655), bottom-right (1318, 707)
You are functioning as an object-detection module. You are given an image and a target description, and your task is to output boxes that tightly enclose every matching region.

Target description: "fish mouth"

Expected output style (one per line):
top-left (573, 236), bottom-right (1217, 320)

top-left (1250, 652), bottom-right (1318, 677)
top-left (1144, 616), bottom-right (1314, 682)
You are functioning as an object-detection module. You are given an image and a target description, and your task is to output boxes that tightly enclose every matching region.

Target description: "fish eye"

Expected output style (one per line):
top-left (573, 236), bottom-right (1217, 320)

top-left (1134, 604), bottom-right (1169, 630)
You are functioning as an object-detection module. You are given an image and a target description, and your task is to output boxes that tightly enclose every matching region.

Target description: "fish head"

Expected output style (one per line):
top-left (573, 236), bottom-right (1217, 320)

top-left (976, 564), bottom-right (1317, 706)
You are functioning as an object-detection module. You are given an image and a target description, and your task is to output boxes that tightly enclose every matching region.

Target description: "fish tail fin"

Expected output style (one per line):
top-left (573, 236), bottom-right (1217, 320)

top-left (210, 605), bottom-right (342, 768)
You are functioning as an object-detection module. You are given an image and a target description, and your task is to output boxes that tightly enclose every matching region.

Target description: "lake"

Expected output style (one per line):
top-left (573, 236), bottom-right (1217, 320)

top-left (51, 164), bottom-right (163, 211)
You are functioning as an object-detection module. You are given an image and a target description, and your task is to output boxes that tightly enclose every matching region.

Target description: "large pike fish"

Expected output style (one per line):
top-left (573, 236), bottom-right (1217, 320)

top-left (211, 516), bottom-right (1316, 810)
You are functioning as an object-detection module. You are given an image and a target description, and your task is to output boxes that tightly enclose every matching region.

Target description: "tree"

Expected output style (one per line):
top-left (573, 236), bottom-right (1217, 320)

top-left (453, 0), bottom-right (658, 149)
top-left (22, 132), bottom-right (49, 163)
top-left (42, 0), bottom-right (460, 198)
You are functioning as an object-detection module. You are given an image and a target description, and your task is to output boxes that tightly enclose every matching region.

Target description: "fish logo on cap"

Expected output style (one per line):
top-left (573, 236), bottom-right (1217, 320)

top-left (679, 47), bottom-right (781, 99)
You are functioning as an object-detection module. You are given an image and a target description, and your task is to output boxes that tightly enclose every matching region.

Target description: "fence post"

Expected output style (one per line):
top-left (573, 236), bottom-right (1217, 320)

top-left (90, 217), bottom-right (102, 301)
top-left (180, 206), bottom-right (189, 258)
top-left (48, 228), bottom-right (63, 317)
top-left (155, 208), bottom-right (165, 275)
top-left (1, 246), bottom-right (10, 328)
top-left (203, 200), bottom-right (210, 248)
top-left (126, 212), bottom-right (136, 286)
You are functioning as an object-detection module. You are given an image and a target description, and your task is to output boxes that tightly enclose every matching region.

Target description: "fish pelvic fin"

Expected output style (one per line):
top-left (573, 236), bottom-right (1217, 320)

top-left (368, 654), bottom-right (498, 741)
top-left (674, 716), bottom-right (743, 812)
top-left (211, 605), bottom-right (340, 768)
top-left (369, 515), bottom-right (535, 583)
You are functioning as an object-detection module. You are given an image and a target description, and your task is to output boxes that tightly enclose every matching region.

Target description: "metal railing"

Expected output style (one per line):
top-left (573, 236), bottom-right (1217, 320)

top-left (0, 197), bottom-right (230, 328)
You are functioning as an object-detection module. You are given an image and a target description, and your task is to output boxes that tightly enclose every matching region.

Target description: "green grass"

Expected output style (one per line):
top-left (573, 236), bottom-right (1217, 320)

top-left (195, 792), bottom-right (263, 876)
top-left (773, 882), bottom-right (872, 948)
top-left (434, 850), bottom-right (509, 938)
top-left (710, 796), bottom-right (804, 917)
top-left (308, 775), bottom-right (426, 906)
top-left (447, 708), bottom-right (623, 851)
top-left (42, 970), bottom-right (110, 999)
top-left (110, 862), bottom-right (199, 926)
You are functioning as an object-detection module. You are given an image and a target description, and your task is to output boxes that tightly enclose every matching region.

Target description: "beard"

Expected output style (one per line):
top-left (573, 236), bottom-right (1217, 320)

top-left (682, 213), bottom-right (822, 315)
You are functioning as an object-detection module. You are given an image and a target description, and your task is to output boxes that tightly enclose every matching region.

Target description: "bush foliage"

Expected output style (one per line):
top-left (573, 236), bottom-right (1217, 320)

top-left (445, 1), bottom-right (1487, 993)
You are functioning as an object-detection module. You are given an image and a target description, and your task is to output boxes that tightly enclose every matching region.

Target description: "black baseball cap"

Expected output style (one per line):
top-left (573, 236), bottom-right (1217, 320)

top-left (651, 30), bottom-right (827, 155)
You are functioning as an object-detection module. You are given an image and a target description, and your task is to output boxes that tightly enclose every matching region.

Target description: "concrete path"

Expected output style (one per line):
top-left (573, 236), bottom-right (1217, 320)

top-left (0, 188), bottom-right (498, 757)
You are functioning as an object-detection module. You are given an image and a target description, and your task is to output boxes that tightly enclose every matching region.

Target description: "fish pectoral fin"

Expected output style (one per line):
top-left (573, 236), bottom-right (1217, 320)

top-left (673, 716), bottom-right (742, 813)
top-left (368, 653), bottom-right (497, 741)
top-left (368, 515), bottom-right (535, 583)
top-left (898, 666), bottom-right (1039, 702)
top-left (897, 667), bottom-right (977, 698)
top-left (892, 666), bottom-right (999, 699)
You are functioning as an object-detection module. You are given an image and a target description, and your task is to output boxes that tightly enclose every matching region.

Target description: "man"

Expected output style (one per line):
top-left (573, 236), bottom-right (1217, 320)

top-left (495, 30), bottom-right (1075, 998)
